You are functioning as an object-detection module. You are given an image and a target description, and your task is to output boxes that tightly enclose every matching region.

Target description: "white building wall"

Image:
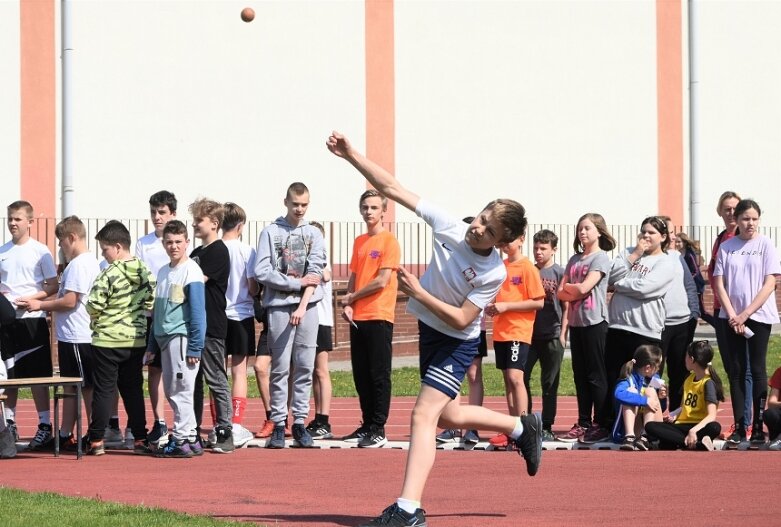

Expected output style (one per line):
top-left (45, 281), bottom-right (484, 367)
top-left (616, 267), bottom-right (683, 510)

top-left (1, 1), bottom-right (780, 229)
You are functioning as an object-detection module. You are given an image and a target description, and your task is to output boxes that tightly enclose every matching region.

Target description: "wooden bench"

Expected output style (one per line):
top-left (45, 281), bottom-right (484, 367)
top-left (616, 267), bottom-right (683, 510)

top-left (0, 376), bottom-right (84, 459)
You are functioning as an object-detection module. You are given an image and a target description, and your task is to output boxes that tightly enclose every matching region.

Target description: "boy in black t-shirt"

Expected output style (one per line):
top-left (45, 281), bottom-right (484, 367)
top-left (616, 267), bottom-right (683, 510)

top-left (189, 198), bottom-right (234, 453)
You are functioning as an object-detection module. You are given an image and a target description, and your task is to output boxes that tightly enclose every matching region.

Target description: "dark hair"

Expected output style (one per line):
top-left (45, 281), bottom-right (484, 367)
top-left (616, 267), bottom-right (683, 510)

top-left (573, 213), bottom-right (616, 253)
top-left (640, 216), bottom-right (670, 252)
top-left (620, 344), bottom-right (662, 379)
top-left (676, 232), bottom-right (701, 255)
top-left (482, 199), bottom-right (527, 243)
top-left (309, 221), bottom-right (325, 237)
top-left (733, 199), bottom-right (761, 237)
top-left (222, 202), bottom-right (247, 232)
top-left (162, 219), bottom-right (188, 238)
top-left (7, 200), bottom-right (33, 217)
top-left (359, 189), bottom-right (388, 211)
top-left (533, 229), bottom-right (558, 249)
top-left (55, 215), bottom-right (86, 240)
top-left (149, 190), bottom-right (178, 213)
top-left (287, 182), bottom-right (309, 198)
top-left (687, 340), bottom-right (725, 402)
top-left (95, 220), bottom-right (131, 249)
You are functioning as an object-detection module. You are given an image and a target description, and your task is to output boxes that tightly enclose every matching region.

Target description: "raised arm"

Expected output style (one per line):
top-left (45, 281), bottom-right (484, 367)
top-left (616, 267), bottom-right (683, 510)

top-left (327, 131), bottom-right (420, 212)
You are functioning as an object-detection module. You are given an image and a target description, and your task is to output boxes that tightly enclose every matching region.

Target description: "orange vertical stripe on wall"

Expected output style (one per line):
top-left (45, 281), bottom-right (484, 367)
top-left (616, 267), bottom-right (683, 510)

top-left (20, 0), bottom-right (56, 225)
top-left (656, 0), bottom-right (683, 227)
top-left (365, 0), bottom-right (395, 224)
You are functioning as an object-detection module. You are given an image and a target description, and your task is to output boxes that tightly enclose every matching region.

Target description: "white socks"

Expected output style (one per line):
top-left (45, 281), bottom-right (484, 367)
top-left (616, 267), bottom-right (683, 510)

top-left (509, 416), bottom-right (524, 440)
top-left (397, 497), bottom-right (421, 514)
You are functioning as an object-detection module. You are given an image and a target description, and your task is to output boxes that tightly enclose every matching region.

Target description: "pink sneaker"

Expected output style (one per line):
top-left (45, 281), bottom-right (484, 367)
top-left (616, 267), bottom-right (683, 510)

top-left (578, 425), bottom-right (610, 444)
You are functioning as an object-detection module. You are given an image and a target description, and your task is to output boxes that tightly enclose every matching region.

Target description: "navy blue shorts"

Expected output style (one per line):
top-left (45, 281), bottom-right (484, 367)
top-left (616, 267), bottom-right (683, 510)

top-left (418, 321), bottom-right (479, 399)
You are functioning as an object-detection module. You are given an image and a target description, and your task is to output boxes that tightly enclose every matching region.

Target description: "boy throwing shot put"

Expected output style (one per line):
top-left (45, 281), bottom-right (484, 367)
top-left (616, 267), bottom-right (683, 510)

top-left (327, 132), bottom-right (542, 527)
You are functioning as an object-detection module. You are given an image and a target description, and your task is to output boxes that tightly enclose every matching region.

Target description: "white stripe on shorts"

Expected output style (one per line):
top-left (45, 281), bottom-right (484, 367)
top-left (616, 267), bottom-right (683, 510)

top-left (426, 366), bottom-right (461, 394)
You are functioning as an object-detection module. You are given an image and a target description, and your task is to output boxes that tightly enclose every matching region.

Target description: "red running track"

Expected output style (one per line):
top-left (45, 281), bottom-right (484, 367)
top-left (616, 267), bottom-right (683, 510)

top-left (1, 396), bottom-right (779, 526)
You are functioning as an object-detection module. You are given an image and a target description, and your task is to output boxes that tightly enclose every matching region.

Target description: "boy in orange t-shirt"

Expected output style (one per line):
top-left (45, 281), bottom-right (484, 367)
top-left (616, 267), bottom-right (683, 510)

top-left (340, 190), bottom-right (401, 448)
top-left (485, 233), bottom-right (545, 447)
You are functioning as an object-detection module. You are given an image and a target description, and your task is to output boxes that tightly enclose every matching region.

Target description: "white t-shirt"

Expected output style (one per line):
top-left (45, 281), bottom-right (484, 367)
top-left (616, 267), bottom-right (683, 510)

top-left (55, 252), bottom-right (100, 342)
top-left (407, 199), bottom-right (506, 340)
top-left (224, 238), bottom-right (256, 321)
top-left (0, 238), bottom-right (57, 319)
top-left (135, 232), bottom-right (171, 277)
top-left (316, 263), bottom-right (334, 328)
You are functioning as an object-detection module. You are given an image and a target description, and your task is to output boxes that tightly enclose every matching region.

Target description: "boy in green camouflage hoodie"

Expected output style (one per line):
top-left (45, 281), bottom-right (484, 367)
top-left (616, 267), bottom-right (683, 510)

top-left (86, 221), bottom-right (155, 455)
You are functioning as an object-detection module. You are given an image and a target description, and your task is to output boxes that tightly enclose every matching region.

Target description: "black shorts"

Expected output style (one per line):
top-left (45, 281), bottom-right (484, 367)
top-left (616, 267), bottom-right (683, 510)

top-left (58, 341), bottom-right (96, 387)
top-left (225, 317), bottom-right (256, 357)
top-left (477, 330), bottom-right (488, 358)
top-left (145, 316), bottom-right (162, 369)
top-left (494, 340), bottom-right (530, 371)
top-left (0, 318), bottom-right (53, 378)
top-left (255, 329), bottom-right (270, 357)
top-left (316, 325), bottom-right (333, 353)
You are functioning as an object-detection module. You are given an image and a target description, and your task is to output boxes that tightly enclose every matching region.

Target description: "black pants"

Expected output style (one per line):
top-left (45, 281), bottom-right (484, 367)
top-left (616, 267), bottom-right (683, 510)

top-left (764, 407), bottom-right (781, 440)
top-left (89, 346), bottom-right (147, 442)
top-left (714, 314), bottom-right (753, 428)
top-left (645, 421), bottom-right (721, 450)
top-left (724, 319), bottom-right (770, 431)
top-left (194, 337), bottom-right (232, 431)
top-left (662, 318), bottom-right (698, 410)
top-left (525, 337), bottom-right (564, 430)
top-left (569, 322), bottom-right (608, 429)
top-left (604, 328), bottom-right (660, 429)
top-left (350, 320), bottom-right (393, 429)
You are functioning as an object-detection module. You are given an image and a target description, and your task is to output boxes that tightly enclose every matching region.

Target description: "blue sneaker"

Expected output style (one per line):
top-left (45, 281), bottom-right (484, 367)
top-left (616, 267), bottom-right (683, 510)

top-left (266, 425), bottom-right (286, 449)
top-left (435, 429), bottom-right (460, 444)
top-left (189, 436), bottom-right (204, 456)
top-left (463, 429), bottom-right (480, 445)
top-left (292, 424), bottom-right (314, 448)
top-left (156, 436), bottom-right (193, 458)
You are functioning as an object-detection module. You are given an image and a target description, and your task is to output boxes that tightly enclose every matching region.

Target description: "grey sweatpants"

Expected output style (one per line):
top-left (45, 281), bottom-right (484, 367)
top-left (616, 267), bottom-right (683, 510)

top-left (161, 336), bottom-right (199, 442)
top-left (268, 304), bottom-right (318, 425)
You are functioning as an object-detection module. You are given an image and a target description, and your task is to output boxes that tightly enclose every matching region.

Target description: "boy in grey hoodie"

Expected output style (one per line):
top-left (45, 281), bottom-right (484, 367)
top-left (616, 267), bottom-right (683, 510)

top-left (254, 182), bottom-right (325, 448)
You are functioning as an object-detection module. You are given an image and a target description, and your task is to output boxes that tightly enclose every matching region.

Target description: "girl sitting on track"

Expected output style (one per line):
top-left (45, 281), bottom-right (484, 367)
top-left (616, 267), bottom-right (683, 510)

top-left (645, 340), bottom-right (724, 451)
top-left (612, 345), bottom-right (666, 451)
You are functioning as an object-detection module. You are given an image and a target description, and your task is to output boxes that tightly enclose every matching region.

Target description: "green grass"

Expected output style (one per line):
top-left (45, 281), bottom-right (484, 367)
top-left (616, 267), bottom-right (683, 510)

top-left (0, 488), bottom-right (257, 527)
top-left (14, 337), bottom-right (781, 399)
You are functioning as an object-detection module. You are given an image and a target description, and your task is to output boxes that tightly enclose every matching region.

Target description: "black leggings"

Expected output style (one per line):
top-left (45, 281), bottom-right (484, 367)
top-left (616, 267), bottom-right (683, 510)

top-left (569, 322), bottom-right (608, 429)
top-left (662, 318), bottom-right (698, 410)
top-left (764, 407), bottom-right (781, 441)
top-left (723, 319), bottom-right (771, 430)
top-left (645, 421), bottom-right (721, 450)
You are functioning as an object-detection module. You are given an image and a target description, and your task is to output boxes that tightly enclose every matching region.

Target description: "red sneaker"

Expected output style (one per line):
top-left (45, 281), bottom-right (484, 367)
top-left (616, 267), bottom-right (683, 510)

top-left (488, 432), bottom-right (510, 448)
top-left (556, 423), bottom-right (586, 443)
top-left (255, 420), bottom-right (275, 439)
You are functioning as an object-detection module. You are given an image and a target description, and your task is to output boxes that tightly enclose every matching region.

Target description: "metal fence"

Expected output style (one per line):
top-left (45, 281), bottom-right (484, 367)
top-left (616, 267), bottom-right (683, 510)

top-left (3, 217), bottom-right (779, 280)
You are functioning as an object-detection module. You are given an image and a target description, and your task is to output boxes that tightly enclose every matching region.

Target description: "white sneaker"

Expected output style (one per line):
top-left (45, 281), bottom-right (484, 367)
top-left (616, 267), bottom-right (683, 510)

top-left (768, 438), bottom-right (781, 451)
top-left (0, 427), bottom-right (17, 458)
top-left (231, 424), bottom-right (254, 448)
top-left (104, 427), bottom-right (124, 443)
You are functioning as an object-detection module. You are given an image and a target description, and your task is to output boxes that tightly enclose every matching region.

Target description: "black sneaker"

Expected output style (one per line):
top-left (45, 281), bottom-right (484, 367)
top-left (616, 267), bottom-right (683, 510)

top-left (148, 421), bottom-right (168, 446)
top-left (212, 427), bottom-right (235, 454)
top-left (343, 425), bottom-right (369, 443)
top-left (133, 439), bottom-right (155, 455)
top-left (358, 426), bottom-right (387, 448)
top-left (750, 428), bottom-right (766, 445)
top-left (292, 424), bottom-right (315, 448)
top-left (306, 420), bottom-right (333, 439)
top-left (619, 435), bottom-right (636, 451)
top-left (26, 423), bottom-right (54, 451)
top-left (633, 435), bottom-right (651, 451)
top-left (358, 503), bottom-right (427, 527)
top-left (515, 413), bottom-right (543, 476)
top-left (726, 427), bottom-right (746, 445)
top-left (266, 424), bottom-right (286, 449)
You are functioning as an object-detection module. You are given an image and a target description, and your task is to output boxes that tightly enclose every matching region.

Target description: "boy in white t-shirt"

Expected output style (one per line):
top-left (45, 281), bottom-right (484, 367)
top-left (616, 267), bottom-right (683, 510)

top-left (18, 216), bottom-right (100, 451)
top-left (221, 202), bottom-right (258, 448)
top-left (0, 200), bottom-right (58, 450)
top-left (134, 190), bottom-right (186, 446)
top-left (327, 132), bottom-right (543, 527)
